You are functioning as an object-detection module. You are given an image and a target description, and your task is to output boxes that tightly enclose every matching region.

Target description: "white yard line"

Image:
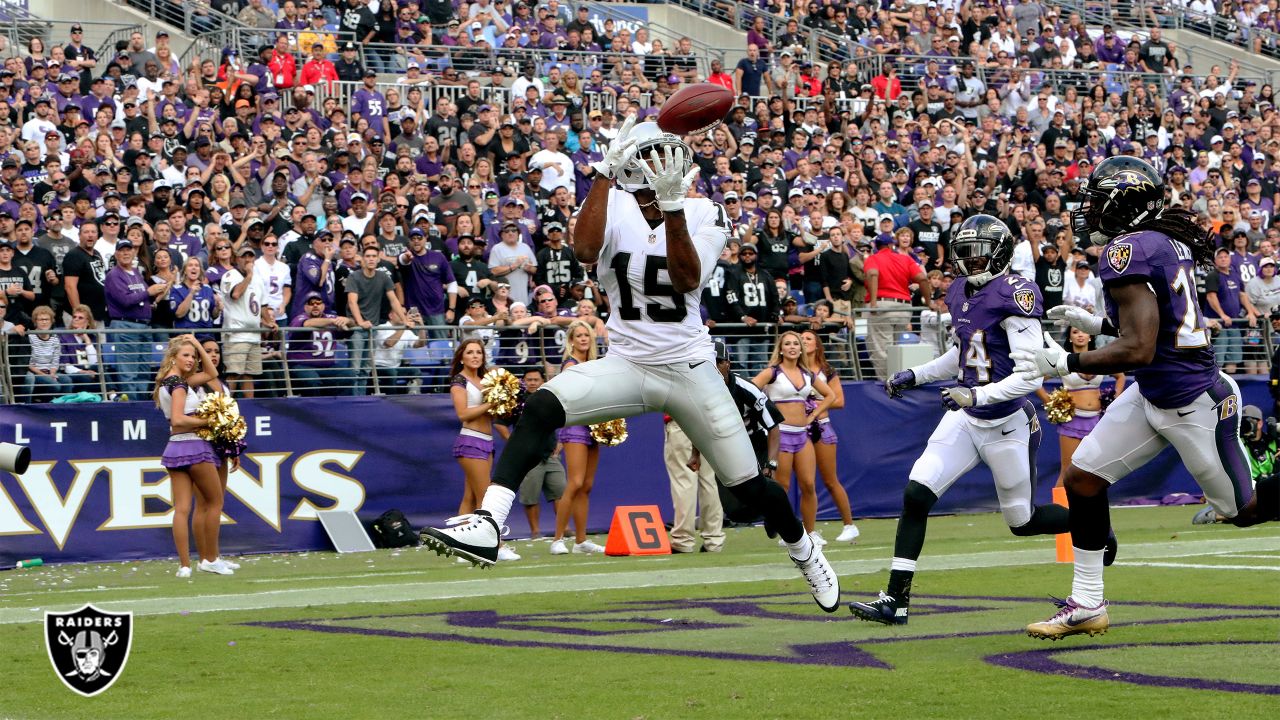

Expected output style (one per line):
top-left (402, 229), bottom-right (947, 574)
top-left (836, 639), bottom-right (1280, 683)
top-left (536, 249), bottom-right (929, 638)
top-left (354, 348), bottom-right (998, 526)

top-left (1115, 561), bottom-right (1280, 572)
top-left (1, 536), bottom-right (1276, 626)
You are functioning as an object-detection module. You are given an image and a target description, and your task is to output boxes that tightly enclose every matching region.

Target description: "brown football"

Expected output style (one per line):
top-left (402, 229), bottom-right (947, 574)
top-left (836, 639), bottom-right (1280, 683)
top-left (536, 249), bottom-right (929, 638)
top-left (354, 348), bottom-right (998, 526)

top-left (656, 82), bottom-right (735, 135)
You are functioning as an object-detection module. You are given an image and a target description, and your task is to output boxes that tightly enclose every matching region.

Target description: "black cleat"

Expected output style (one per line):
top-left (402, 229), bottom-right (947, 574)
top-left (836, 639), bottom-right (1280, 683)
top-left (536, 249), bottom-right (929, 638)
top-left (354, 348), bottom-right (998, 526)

top-left (848, 592), bottom-right (908, 625)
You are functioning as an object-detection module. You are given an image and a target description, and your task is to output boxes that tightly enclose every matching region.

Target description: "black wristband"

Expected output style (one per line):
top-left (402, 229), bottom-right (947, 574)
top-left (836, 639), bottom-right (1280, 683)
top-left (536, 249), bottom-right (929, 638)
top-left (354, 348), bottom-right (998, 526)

top-left (1066, 352), bottom-right (1082, 373)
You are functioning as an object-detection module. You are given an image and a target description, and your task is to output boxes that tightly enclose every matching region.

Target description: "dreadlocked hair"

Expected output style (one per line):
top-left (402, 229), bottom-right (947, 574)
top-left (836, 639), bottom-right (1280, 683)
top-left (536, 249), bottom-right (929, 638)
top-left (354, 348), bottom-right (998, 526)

top-left (1133, 207), bottom-right (1217, 267)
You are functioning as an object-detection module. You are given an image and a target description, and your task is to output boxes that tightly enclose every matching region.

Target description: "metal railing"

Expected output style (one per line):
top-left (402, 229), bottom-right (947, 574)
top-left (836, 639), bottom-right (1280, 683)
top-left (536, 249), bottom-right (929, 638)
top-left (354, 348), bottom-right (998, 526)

top-left (1056, 0), bottom-right (1279, 83)
top-left (0, 314), bottom-right (897, 404)
top-left (0, 19), bottom-right (145, 72)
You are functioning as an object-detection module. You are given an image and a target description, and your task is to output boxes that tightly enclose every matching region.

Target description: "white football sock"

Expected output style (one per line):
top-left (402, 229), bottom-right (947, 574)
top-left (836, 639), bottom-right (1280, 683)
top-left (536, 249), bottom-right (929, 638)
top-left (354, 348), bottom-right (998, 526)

top-left (1070, 548), bottom-right (1106, 608)
top-left (786, 532), bottom-right (814, 560)
top-left (890, 557), bottom-right (918, 573)
top-left (480, 485), bottom-right (516, 527)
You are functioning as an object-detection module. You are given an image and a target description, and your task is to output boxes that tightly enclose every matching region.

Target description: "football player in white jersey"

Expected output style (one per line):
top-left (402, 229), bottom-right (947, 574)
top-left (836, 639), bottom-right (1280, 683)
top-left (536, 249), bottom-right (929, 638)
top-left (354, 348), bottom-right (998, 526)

top-left (421, 119), bottom-right (841, 612)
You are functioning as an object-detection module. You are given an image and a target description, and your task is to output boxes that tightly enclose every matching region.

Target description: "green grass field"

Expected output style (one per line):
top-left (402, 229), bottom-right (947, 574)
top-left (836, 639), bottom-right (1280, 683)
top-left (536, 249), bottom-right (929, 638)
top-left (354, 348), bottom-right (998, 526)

top-left (1, 506), bottom-right (1277, 720)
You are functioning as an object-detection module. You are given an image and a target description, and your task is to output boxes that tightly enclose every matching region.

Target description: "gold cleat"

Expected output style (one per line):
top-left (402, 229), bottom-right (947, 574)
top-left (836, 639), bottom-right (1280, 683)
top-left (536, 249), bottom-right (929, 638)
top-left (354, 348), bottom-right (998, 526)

top-left (1026, 597), bottom-right (1109, 640)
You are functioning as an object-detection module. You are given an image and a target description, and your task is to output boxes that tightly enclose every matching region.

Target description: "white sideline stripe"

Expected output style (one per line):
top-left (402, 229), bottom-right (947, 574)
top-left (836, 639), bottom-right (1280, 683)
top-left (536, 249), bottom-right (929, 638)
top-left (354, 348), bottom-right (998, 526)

top-left (1, 536), bottom-right (1276, 626)
top-left (1116, 561), bottom-right (1280, 571)
top-left (0, 585), bottom-right (160, 599)
top-left (1220, 553), bottom-right (1280, 560)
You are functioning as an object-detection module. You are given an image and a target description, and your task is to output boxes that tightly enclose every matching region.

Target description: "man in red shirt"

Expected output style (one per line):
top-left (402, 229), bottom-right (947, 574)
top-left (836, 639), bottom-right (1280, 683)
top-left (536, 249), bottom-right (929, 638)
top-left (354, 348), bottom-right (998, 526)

top-left (706, 57), bottom-right (734, 93)
top-left (871, 63), bottom-right (902, 101)
top-left (864, 234), bottom-right (927, 378)
top-left (267, 35), bottom-right (297, 90)
top-left (298, 41), bottom-right (338, 90)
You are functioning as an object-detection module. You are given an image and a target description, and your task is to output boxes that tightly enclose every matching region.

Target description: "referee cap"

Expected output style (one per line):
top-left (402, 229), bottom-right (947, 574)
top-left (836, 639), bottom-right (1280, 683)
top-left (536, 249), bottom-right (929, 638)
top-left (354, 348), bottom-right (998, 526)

top-left (714, 338), bottom-right (730, 364)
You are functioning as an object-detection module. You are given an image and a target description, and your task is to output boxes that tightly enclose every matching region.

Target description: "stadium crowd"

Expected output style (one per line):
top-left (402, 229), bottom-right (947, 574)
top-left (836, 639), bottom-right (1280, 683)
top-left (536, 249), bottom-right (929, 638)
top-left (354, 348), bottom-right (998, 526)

top-left (1, 0), bottom-right (1279, 402)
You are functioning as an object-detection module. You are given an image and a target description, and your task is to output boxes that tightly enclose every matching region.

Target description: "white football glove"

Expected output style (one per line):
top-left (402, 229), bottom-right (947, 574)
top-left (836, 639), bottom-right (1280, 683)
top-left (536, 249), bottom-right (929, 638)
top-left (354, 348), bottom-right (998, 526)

top-left (1046, 305), bottom-right (1104, 335)
top-left (590, 115), bottom-right (638, 180)
top-left (641, 145), bottom-right (700, 212)
top-left (1011, 331), bottom-right (1072, 380)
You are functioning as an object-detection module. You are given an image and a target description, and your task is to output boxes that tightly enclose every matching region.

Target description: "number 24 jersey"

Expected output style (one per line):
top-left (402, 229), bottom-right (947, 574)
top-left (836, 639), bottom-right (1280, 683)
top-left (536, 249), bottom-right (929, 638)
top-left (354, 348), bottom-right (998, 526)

top-left (598, 189), bottom-right (730, 364)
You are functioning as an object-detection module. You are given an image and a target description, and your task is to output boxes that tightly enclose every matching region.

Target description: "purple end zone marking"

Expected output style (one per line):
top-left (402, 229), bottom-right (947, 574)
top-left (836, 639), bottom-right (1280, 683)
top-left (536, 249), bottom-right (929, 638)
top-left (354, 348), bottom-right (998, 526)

top-left (243, 593), bottom-right (1279, 682)
top-left (444, 609), bottom-right (740, 636)
top-left (252, 619), bottom-right (892, 668)
top-left (986, 642), bottom-right (1280, 695)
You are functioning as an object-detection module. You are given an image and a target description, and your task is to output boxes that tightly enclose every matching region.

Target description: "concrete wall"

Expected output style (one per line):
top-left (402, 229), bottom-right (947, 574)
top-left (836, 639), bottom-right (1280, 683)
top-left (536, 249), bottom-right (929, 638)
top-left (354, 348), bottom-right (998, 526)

top-left (1164, 28), bottom-right (1280, 84)
top-left (616, 3), bottom-right (746, 65)
top-left (28, 0), bottom-right (195, 58)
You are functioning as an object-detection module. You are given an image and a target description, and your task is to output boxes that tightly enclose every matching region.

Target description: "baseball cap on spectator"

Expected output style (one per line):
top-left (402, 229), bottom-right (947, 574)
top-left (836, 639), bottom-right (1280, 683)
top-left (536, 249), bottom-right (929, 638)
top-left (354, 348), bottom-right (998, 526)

top-left (1248, 178), bottom-right (1262, 187)
top-left (788, 188), bottom-right (804, 198)
top-left (501, 221), bottom-right (520, 231)
top-left (351, 192), bottom-right (368, 202)
top-left (502, 197), bottom-right (524, 207)
top-left (238, 245), bottom-right (259, 257)
top-left (1075, 261), bottom-right (1091, 269)
top-left (1262, 257), bottom-right (1277, 268)
top-left (1211, 135), bottom-right (1224, 144)
top-left (363, 69), bottom-right (377, 78)
top-left (115, 240), bottom-right (134, 251)
top-left (878, 213), bottom-right (895, 225)
top-left (545, 222), bottom-right (565, 233)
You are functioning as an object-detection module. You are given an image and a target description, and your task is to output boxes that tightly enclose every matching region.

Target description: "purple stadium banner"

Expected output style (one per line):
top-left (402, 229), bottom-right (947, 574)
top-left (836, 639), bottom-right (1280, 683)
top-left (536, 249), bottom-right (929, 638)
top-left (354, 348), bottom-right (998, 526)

top-left (0, 379), bottom-right (1266, 566)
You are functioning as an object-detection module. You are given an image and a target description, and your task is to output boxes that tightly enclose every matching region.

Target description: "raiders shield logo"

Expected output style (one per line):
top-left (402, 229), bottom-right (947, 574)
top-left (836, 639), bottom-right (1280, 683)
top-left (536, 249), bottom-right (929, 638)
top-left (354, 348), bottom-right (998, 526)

top-left (45, 604), bottom-right (133, 697)
top-left (1013, 289), bottom-right (1036, 315)
top-left (1107, 243), bottom-right (1133, 274)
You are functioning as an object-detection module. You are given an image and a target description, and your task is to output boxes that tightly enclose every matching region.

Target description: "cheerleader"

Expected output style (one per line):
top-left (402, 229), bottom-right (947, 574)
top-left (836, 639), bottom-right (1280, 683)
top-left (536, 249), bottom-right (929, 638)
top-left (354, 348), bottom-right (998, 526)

top-left (449, 338), bottom-right (520, 561)
top-left (801, 329), bottom-right (860, 543)
top-left (548, 320), bottom-right (605, 555)
top-left (753, 331), bottom-right (835, 544)
top-left (1036, 326), bottom-right (1126, 485)
top-left (155, 335), bottom-right (232, 577)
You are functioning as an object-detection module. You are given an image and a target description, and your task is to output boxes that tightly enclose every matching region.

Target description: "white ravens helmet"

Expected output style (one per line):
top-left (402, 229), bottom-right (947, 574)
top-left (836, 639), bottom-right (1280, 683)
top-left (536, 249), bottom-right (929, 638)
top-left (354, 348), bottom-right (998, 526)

top-left (614, 121), bottom-right (692, 193)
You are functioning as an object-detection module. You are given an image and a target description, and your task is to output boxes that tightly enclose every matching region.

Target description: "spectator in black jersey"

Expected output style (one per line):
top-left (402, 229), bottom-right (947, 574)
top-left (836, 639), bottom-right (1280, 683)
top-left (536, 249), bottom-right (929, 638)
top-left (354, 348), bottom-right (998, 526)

top-left (817, 226), bottom-right (853, 316)
top-left (728, 243), bottom-right (780, 374)
top-left (1033, 241), bottom-right (1067, 313)
top-left (906, 200), bottom-right (944, 271)
top-left (452, 235), bottom-right (495, 302)
top-left (534, 222), bottom-right (582, 308)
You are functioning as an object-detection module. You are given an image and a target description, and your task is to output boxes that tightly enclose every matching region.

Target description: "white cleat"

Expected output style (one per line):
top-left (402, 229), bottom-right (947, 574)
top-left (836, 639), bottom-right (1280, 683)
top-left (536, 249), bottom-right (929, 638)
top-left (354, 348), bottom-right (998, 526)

top-left (835, 524), bottom-right (861, 543)
top-left (420, 512), bottom-right (501, 567)
top-left (791, 545), bottom-right (840, 612)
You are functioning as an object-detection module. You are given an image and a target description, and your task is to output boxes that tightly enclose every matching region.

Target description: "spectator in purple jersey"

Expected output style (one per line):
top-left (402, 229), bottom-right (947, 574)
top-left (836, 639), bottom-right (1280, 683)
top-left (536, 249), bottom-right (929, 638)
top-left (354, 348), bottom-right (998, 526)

top-left (291, 231), bottom-right (337, 317)
top-left (1205, 247), bottom-right (1261, 374)
top-left (288, 292), bottom-right (352, 396)
top-left (351, 70), bottom-right (389, 140)
top-left (170, 257), bottom-right (221, 340)
top-left (204, 230), bottom-right (235, 289)
top-left (397, 228), bottom-right (457, 338)
top-left (104, 239), bottom-right (166, 398)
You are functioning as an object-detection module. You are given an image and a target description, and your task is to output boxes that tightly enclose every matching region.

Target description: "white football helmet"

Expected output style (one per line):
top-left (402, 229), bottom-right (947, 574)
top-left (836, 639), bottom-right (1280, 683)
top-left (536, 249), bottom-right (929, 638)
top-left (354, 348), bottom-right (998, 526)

top-left (614, 121), bottom-right (692, 193)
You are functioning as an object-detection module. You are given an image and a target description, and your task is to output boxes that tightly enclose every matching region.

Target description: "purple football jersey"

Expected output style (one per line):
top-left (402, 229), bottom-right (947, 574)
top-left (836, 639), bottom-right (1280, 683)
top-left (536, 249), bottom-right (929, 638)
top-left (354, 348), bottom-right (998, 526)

top-left (1099, 230), bottom-right (1216, 409)
top-left (946, 273), bottom-right (1043, 420)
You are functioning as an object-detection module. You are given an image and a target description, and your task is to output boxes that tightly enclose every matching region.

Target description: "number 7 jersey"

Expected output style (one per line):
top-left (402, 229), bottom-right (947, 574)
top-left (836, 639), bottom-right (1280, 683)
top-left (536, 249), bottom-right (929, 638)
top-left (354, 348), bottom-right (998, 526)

top-left (1099, 230), bottom-right (1216, 408)
top-left (597, 189), bottom-right (730, 364)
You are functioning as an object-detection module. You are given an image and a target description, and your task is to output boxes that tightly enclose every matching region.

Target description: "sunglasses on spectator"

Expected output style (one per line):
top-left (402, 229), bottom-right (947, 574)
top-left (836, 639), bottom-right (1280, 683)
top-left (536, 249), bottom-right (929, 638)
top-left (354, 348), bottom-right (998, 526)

top-left (103, 220), bottom-right (119, 225)
top-left (216, 244), bottom-right (231, 250)
top-left (262, 241), bottom-right (278, 247)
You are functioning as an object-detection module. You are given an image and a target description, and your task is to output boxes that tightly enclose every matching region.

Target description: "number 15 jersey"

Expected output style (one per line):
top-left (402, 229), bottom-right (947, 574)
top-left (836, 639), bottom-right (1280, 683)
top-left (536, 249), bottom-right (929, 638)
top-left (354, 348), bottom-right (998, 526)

top-left (598, 189), bottom-right (730, 364)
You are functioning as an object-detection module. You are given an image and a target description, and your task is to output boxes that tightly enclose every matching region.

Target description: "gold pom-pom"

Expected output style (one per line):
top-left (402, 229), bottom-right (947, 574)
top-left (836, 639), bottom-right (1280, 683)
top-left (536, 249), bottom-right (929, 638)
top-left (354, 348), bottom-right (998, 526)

top-left (481, 368), bottom-right (522, 418)
top-left (194, 392), bottom-right (248, 456)
top-left (589, 418), bottom-right (629, 446)
top-left (1045, 387), bottom-right (1075, 425)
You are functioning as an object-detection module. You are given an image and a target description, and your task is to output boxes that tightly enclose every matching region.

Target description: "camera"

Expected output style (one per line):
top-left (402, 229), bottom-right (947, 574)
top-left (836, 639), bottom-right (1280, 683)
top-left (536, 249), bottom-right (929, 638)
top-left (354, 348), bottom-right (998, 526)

top-left (0, 442), bottom-right (31, 474)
